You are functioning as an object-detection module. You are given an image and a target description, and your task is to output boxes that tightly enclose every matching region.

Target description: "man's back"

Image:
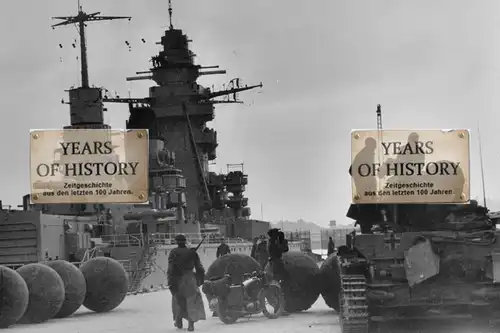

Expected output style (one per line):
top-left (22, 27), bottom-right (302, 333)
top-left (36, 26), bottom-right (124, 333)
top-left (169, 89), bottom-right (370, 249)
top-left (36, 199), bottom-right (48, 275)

top-left (250, 242), bottom-right (257, 259)
top-left (257, 240), bottom-right (268, 253)
top-left (168, 246), bottom-right (205, 286)
top-left (255, 240), bottom-right (268, 267)
top-left (169, 247), bottom-right (197, 272)
top-left (268, 238), bottom-right (283, 259)
top-left (282, 238), bottom-right (289, 253)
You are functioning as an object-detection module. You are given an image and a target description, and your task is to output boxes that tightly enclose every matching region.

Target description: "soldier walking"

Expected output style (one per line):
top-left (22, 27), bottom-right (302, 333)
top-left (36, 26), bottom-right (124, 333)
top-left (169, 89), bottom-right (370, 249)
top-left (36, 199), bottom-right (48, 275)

top-left (267, 229), bottom-right (289, 282)
top-left (168, 234), bottom-right (206, 331)
top-left (216, 238), bottom-right (231, 258)
top-left (327, 236), bottom-right (335, 256)
top-left (255, 235), bottom-right (269, 269)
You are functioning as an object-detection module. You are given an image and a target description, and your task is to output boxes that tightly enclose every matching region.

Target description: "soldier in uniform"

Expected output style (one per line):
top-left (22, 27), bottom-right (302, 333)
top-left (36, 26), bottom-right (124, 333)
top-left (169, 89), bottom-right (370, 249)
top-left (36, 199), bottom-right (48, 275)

top-left (267, 229), bottom-right (290, 315)
top-left (255, 235), bottom-right (269, 269)
top-left (267, 229), bottom-right (289, 282)
top-left (250, 237), bottom-right (259, 260)
top-left (327, 236), bottom-right (335, 256)
top-left (216, 238), bottom-right (231, 258)
top-left (168, 234), bottom-right (206, 331)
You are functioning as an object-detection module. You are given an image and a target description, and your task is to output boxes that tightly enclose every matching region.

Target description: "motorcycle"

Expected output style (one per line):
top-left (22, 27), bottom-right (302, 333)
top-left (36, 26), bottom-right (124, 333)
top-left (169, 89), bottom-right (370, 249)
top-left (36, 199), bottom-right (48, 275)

top-left (202, 270), bottom-right (285, 324)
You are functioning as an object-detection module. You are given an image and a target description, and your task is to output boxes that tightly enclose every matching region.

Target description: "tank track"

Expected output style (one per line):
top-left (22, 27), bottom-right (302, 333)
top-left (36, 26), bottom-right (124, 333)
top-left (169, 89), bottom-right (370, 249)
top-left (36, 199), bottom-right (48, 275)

top-left (339, 275), bottom-right (369, 333)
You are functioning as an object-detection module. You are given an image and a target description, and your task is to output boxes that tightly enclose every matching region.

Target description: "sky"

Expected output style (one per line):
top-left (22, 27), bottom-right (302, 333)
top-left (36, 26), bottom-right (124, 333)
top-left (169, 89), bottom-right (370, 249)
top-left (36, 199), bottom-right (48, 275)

top-left (1, 0), bottom-right (500, 226)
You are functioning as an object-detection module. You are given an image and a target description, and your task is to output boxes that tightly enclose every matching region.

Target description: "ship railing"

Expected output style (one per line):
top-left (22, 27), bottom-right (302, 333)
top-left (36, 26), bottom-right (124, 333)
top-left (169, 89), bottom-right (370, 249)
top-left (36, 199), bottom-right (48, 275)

top-left (4, 263), bottom-right (24, 270)
top-left (148, 233), bottom-right (247, 245)
top-left (101, 233), bottom-right (143, 247)
top-left (71, 259), bottom-right (132, 272)
top-left (101, 232), bottom-right (249, 247)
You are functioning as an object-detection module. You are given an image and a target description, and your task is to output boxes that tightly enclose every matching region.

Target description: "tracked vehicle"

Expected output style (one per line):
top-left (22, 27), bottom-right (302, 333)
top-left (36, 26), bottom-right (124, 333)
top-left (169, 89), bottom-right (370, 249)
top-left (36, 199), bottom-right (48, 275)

top-left (334, 200), bottom-right (500, 332)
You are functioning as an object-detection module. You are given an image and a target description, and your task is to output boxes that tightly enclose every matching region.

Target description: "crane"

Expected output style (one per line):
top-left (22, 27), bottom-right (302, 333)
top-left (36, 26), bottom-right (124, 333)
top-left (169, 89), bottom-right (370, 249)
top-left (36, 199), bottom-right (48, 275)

top-left (376, 104), bottom-right (397, 223)
top-left (376, 104), bottom-right (383, 137)
top-left (376, 104), bottom-right (384, 163)
top-left (376, 104), bottom-right (382, 130)
top-left (376, 104), bottom-right (384, 167)
top-left (376, 104), bottom-right (391, 222)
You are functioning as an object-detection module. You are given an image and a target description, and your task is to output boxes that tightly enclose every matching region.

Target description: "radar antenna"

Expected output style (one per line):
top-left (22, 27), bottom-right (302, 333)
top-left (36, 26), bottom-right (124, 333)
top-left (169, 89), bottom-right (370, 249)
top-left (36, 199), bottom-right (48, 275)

top-left (168, 0), bottom-right (174, 30)
top-left (52, 4), bottom-right (131, 88)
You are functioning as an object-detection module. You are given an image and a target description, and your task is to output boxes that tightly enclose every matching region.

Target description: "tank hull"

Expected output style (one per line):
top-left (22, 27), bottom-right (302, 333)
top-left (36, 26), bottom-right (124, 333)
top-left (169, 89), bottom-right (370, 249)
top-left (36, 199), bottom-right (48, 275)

top-left (336, 229), bottom-right (500, 332)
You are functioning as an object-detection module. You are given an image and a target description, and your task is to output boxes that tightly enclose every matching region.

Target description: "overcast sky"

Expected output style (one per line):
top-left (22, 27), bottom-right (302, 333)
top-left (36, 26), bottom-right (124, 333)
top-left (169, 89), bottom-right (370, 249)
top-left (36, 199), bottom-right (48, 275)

top-left (1, 0), bottom-right (500, 225)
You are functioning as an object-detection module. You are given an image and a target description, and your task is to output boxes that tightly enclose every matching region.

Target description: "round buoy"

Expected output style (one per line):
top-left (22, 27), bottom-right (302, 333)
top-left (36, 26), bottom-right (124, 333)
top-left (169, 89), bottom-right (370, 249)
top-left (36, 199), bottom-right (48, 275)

top-left (43, 260), bottom-right (86, 318)
top-left (319, 254), bottom-right (341, 311)
top-left (0, 266), bottom-right (29, 328)
top-left (204, 253), bottom-right (262, 313)
top-left (17, 263), bottom-right (65, 324)
top-left (206, 253), bottom-right (262, 285)
top-left (265, 252), bottom-right (321, 313)
top-left (80, 257), bottom-right (129, 312)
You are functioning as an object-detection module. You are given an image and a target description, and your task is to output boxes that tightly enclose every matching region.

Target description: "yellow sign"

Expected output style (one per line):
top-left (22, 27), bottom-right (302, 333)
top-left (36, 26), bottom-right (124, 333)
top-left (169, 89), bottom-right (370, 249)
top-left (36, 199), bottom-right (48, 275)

top-left (350, 129), bottom-right (470, 204)
top-left (30, 129), bottom-right (149, 204)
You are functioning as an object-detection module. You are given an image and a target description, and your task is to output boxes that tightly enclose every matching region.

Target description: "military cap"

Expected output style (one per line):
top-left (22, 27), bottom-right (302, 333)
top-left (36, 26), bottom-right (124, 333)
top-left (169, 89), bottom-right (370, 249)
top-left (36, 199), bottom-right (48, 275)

top-left (267, 228), bottom-right (280, 236)
top-left (175, 234), bottom-right (187, 242)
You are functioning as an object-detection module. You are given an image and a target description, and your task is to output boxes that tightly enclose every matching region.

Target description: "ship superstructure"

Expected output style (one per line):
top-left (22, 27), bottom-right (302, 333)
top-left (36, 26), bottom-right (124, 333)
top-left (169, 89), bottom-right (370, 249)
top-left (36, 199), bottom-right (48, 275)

top-left (105, 1), bottom-right (263, 234)
top-left (32, 6), bottom-right (187, 229)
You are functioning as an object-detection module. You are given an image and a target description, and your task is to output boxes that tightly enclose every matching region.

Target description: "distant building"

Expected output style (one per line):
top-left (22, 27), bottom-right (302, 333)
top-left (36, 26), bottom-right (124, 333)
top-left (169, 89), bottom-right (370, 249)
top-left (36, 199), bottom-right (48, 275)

top-left (310, 226), bottom-right (355, 250)
top-left (217, 219), bottom-right (270, 241)
top-left (283, 230), bottom-right (311, 251)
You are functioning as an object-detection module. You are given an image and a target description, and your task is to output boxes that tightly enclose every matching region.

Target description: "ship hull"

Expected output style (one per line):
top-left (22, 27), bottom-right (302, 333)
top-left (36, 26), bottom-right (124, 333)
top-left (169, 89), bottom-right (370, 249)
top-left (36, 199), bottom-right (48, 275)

top-left (0, 210), bottom-right (308, 292)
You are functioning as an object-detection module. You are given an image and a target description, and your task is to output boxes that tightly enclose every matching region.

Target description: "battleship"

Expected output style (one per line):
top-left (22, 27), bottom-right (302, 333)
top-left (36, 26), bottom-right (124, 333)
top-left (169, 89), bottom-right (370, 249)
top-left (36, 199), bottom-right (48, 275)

top-left (0, 1), bottom-right (308, 292)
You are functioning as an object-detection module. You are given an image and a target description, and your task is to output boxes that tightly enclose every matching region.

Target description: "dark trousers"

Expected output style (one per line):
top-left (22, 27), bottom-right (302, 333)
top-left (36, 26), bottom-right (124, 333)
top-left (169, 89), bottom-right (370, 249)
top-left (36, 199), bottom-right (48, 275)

top-left (269, 258), bottom-right (289, 313)
top-left (172, 293), bottom-right (187, 322)
top-left (269, 258), bottom-right (289, 283)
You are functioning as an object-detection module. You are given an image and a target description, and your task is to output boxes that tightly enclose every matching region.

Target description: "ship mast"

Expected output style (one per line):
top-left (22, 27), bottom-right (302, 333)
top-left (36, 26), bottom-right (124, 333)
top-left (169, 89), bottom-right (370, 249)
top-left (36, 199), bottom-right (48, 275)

top-left (52, 3), bottom-right (131, 88)
top-left (51, 3), bottom-right (131, 128)
top-left (168, 0), bottom-right (174, 30)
